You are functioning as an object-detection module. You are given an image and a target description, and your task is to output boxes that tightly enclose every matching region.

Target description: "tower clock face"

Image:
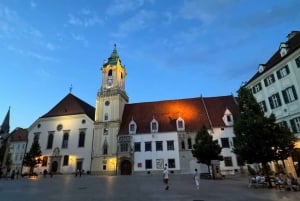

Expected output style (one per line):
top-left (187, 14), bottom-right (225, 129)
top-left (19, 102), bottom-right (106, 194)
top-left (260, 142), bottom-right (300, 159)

top-left (105, 101), bottom-right (110, 106)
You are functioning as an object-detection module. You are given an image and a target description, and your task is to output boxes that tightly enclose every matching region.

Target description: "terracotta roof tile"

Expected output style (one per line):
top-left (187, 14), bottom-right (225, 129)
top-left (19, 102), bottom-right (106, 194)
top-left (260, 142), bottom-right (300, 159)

top-left (9, 128), bottom-right (28, 142)
top-left (41, 93), bottom-right (95, 120)
top-left (119, 95), bottom-right (238, 135)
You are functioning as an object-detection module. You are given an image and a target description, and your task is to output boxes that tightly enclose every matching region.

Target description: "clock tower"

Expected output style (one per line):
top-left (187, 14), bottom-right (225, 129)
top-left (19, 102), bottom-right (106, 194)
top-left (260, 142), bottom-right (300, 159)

top-left (91, 45), bottom-right (128, 175)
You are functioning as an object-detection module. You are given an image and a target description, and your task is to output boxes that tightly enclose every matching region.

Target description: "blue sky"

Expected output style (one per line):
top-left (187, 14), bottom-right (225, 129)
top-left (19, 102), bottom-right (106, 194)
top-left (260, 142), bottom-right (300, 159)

top-left (1, 0), bottom-right (300, 131)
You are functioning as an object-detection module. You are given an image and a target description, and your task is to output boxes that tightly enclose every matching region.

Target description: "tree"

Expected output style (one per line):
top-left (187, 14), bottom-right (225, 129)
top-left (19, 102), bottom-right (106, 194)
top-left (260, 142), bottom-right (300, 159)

top-left (23, 140), bottom-right (42, 175)
top-left (233, 87), bottom-right (296, 175)
top-left (192, 126), bottom-right (223, 175)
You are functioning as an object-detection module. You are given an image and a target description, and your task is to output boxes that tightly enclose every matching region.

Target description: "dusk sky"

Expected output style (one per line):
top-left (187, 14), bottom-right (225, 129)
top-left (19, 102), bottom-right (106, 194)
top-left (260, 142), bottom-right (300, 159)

top-left (1, 0), bottom-right (300, 131)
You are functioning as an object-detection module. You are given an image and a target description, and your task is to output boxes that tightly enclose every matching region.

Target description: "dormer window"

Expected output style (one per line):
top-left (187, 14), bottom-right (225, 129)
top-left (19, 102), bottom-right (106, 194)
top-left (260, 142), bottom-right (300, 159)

top-left (280, 43), bottom-right (288, 57)
top-left (258, 64), bottom-right (265, 73)
top-left (223, 109), bottom-right (234, 126)
top-left (150, 119), bottom-right (158, 133)
top-left (129, 119), bottom-right (137, 134)
top-left (176, 117), bottom-right (185, 131)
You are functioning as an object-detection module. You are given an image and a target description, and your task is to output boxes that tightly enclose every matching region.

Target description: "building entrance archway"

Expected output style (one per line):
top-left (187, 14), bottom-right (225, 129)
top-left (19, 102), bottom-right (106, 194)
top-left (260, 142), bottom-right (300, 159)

top-left (120, 160), bottom-right (132, 175)
top-left (51, 161), bottom-right (58, 173)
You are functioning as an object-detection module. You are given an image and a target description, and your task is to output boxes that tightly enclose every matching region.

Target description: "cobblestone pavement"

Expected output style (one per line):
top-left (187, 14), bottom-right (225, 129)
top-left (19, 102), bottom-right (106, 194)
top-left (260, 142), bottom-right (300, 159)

top-left (0, 174), bottom-right (299, 201)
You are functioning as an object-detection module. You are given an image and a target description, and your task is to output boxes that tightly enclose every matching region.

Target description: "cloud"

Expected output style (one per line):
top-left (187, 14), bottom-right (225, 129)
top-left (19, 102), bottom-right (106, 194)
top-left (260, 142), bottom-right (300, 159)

top-left (71, 33), bottom-right (89, 47)
top-left (30, 1), bottom-right (37, 8)
top-left (8, 45), bottom-right (57, 62)
top-left (106, 0), bottom-right (146, 15)
top-left (68, 9), bottom-right (103, 27)
top-left (112, 9), bottom-right (155, 37)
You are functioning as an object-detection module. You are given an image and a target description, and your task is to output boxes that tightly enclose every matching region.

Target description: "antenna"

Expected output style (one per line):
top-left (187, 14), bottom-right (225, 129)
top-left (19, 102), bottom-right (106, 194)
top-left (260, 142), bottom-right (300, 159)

top-left (69, 84), bottom-right (73, 93)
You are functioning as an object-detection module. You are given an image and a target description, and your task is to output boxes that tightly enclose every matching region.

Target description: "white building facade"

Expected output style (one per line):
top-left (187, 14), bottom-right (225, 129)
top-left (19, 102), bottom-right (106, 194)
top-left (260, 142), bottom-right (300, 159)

top-left (23, 93), bottom-right (95, 175)
top-left (245, 30), bottom-right (300, 177)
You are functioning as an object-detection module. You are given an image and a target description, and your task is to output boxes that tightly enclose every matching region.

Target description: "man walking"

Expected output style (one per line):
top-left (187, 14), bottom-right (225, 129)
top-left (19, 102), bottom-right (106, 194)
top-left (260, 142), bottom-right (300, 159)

top-left (194, 169), bottom-right (200, 190)
top-left (163, 165), bottom-right (169, 190)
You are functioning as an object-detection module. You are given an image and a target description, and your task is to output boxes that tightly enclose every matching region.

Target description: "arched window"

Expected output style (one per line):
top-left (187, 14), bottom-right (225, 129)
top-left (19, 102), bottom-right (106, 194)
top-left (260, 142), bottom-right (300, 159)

top-left (103, 141), bottom-right (108, 155)
top-left (62, 132), bottom-right (69, 149)
top-left (176, 117), bottom-right (185, 131)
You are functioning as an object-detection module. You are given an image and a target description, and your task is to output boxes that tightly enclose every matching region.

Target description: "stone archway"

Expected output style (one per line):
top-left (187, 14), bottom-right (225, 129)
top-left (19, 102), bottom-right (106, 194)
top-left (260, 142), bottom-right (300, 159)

top-left (120, 160), bottom-right (132, 175)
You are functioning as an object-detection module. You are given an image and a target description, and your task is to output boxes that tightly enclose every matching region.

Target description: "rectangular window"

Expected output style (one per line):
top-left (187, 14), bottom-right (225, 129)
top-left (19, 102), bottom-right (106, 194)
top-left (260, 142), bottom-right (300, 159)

top-left (290, 117), bottom-right (300, 133)
top-left (221, 138), bottom-right (230, 148)
top-left (78, 131), bottom-right (85, 147)
top-left (276, 65), bottom-right (290, 79)
top-left (120, 143), bottom-right (128, 152)
top-left (178, 121), bottom-right (183, 128)
top-left (156, 141), bottom-right (163, 151)
top-left (268, 93), bottom-right (282, 109)
top-left (224, 156), bottom-right (233, 167)
top-left (295, 56), bottom-right (300, 68)
top-left (167, 140), bottom-right (174, 151)
top-left (130, 124), bottom-right (135, 132)
top-left (259, 101), bottom-right (267, 112)
top-left (33, 133), bottom-right (40, 143)
top-left (252, 83), bottom-right (262, 94)
top-left (282, 86), bottom-right (298, 104)
top-left (264, 74), bottom-right (275, 87)
top-left (145, 141), bottom-right (152, 151)
top-left (62, 132), bottom-right (69, 149)
top-left (134, 142), bottom-right (141, 152)
top-left (63, 155), bottom-right (69, 166)
top-left (145, 159), bottom-right (152, 169)
top-left (151, 122), bottom-right (157, 131)
top-left (47, 133), bottom-right (54, 149)
top-left (168, 159), bottom-right (176, 168)
top-left (42, 156), bottom-right (48, 166)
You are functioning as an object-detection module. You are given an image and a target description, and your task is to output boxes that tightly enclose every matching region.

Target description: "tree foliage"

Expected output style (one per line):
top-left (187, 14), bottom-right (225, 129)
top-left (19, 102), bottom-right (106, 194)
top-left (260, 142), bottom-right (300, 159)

top-left (23, 140), bottom-right (42, 174)
top-left (233, 87), bottom-right (296, 173)
top-left (192, 126), bottom-right (223, 173)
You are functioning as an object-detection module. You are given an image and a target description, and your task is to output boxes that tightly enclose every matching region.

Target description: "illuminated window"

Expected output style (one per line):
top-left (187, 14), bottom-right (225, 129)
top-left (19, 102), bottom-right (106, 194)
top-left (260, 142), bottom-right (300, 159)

top-left (42, 156), bottom-right (48, 166)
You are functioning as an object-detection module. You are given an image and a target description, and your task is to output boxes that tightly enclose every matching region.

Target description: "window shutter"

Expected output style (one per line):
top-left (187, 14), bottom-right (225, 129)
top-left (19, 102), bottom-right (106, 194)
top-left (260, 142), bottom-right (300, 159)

top-left (282, 89), bottom-right (288, 103)
top-left (264, 79), bottom-right (268, 87)
top-left (292, 86), bottom-right (298, 100)
top-left (276, 70), bottom-right (282, 79)
top-left (277, 93), bottom-right (282, 106)
top-left (290, 119), bottom-right (297, 133)
top-left (268, 97), bottom-right (274, 109)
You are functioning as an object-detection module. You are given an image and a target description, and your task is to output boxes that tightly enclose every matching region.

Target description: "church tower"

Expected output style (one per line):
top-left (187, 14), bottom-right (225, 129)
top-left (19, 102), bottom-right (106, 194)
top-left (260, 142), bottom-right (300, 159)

top-left (91, 45), bottom-right (128, 175)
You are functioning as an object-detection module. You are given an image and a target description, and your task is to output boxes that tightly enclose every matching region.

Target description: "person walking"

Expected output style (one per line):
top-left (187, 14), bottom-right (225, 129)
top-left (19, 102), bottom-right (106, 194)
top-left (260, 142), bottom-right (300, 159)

top-left (163, 165), bottom-right (169, 190)
top-left (194, 169), bottom-right (200, 190)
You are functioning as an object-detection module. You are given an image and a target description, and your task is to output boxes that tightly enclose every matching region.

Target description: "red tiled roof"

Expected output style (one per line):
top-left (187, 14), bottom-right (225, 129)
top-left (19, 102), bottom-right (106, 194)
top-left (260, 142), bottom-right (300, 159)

top-left (9, 128), bottom-right (28, 142)
top-left (41, 93), bottom-right (95, 120)
top-left (247, 31), bottom-right (300, 84)
top-left (118, 95), bottom-right (238, 135)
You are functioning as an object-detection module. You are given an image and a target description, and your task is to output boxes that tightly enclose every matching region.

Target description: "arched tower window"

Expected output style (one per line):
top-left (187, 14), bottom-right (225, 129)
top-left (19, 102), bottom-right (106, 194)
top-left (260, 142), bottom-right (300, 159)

top-left (181, 140), bottom-right (185, 150)
top-left (187, 138), bottom-right (192, 149)
top-left (107, 69), bottom-right (113, 86)
top-left (103, 140), bottom-right (108, 155)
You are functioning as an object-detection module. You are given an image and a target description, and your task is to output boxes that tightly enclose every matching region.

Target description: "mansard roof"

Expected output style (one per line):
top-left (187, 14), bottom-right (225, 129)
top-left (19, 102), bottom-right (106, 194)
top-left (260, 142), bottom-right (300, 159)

top-left (118, 95), bottom-right (238, 135)
top-left (41, 93), bottom-right (95, 120)
top-left (9, 127), bottom-right (28, 142)
top-left (247, 31), bottom-right (300, 84)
